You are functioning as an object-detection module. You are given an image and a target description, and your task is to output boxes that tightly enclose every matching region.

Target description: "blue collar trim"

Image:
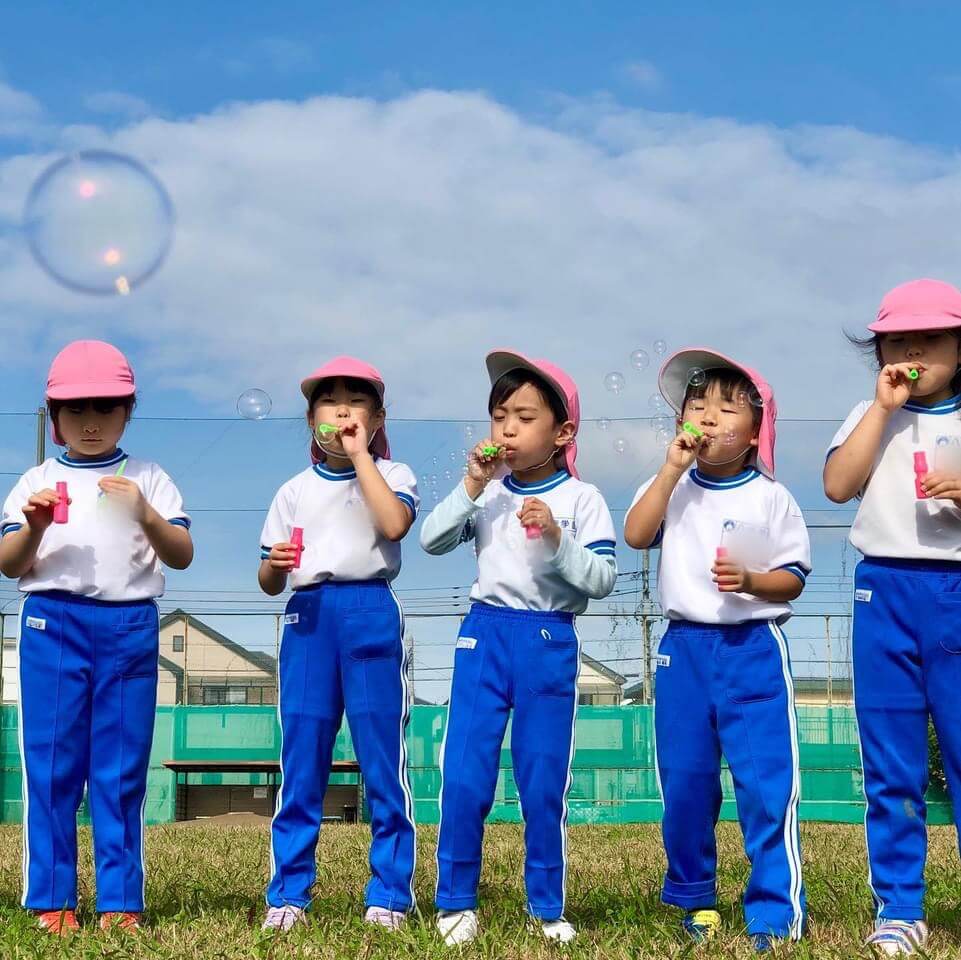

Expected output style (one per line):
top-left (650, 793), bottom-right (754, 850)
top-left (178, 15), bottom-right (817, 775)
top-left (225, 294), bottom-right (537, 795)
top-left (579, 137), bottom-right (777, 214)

top-left (690, 467), bottom-right (761, 490)
top-left (904, 394), bottom-right (961, 415)
top-left (313, 462), bottom-right (357, 481)
top-left (503, 470), bottom-right (571, 495)
top-left (57, 448), bottom-right (127, 469)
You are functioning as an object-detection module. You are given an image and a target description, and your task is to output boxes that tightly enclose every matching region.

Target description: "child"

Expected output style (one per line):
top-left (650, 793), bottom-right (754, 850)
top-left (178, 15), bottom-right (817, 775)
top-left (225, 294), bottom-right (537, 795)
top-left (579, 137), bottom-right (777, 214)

top-left (624, 348), bottom-right (809, 952)
top-left (421, 349), bottom-right (617, 946)
top-left (259, 357), bottom-right (418, 932)
top-left (824, 278), bottom-right (961, 956)
top-left (0, 340), bottom-right (193, 935)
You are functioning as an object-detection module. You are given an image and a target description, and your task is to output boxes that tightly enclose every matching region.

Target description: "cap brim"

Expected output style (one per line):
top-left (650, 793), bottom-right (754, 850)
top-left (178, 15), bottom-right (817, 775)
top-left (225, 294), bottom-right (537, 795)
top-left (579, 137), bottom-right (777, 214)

top-left (300, 376), bottom-right (385, 402)
top-left (485, 351), bottom-right (571, 418)
top-left (658, 349), bottom-right (744, 413)
top-left (867, 314), bottom-right (961, 333)
top-left (46, 381), bottom-right (135, 400)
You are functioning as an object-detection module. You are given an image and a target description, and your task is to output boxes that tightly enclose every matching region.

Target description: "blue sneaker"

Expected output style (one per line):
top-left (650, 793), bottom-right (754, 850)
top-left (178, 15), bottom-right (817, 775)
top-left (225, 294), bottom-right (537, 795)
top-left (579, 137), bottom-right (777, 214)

top-left (682, 909), bottom-right (721, 943)
top-left (752, 933), bottom-right (774, 952)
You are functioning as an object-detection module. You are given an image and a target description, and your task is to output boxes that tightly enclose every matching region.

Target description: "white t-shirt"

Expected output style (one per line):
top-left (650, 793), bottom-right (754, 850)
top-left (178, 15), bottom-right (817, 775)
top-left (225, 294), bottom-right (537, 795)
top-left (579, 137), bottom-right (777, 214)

top-left (420, 469), bottom-right (617, 613)
top-left (260, 458), bottom-right (418, 587)
top-left (1, 449), bottom-right (190, 601)
top-left (828, 395), bottom-right (961, 560)
top-left (629, 467), bottom-right (810, 624)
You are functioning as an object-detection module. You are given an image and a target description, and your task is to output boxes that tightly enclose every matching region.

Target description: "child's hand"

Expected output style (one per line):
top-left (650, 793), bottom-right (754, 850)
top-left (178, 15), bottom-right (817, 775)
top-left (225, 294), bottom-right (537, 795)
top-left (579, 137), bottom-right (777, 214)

top-left (712, 556), bottom-right (754, 593)
top-left (517, 496), bottom-right (561, 548)
top-left (466, 439), bottom-right (504, 490)
top-left (920, 470), bottom-right (961, 507)
top-left (267, 542), bottom-right (299, 572)
top-left (666, 429), bottom-right (702, 472)
top-left (98, 476), bottom-right (147, 522)
top-left (876, 363), bottom-right (922, 413)
top-left (339, 421), bottom-right (369, 460)
top-left (22, 488), bottom-right (66, 532)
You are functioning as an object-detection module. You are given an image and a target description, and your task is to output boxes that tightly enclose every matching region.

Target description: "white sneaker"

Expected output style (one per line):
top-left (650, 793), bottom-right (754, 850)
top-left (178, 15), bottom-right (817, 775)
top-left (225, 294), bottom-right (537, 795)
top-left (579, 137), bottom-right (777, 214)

top-left (262, 905), bottom-right (307, 932)
top-left (864, 920), bottom-right (929, 956)
top-left (365, 906), bottom-right (406, 930)
top-left (539, 917), bottom-right (577, 944)
top-left (437, 909), bottom-right (479, 946)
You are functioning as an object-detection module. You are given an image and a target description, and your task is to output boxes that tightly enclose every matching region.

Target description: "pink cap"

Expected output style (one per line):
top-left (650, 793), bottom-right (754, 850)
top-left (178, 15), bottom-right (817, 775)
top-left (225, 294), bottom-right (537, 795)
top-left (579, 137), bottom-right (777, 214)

top-left (46, 340), bottom-right (136, 446)
top-left (658, 347), bottom-right (777, 480)
top-left (486, 349), bottom-right (580, 479)
top-left (300, 356), bottom-right (389, 463)
top-left (868, 279), bottom-right (961, 334)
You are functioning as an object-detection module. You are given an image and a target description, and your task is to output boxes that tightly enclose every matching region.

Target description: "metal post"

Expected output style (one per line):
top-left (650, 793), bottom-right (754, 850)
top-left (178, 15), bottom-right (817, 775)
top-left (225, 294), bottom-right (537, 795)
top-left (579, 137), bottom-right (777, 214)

top-left (825, 615), bottom-right (833, 708)
top-left (36, 406), bottom-right (46, 465)
top-left (183, 615), bottom-right (190, 705)
top-left (0, 612), bottom-right (5, 703)
top-left (641, 550), bottom-right (652, 704)
top-left (274, 613), bottom-right (280, 703)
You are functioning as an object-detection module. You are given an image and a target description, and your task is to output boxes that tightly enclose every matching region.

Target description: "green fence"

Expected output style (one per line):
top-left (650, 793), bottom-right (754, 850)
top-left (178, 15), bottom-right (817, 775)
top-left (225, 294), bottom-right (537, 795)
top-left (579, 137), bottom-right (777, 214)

top-left (0, 704), bottom-right (951, 826)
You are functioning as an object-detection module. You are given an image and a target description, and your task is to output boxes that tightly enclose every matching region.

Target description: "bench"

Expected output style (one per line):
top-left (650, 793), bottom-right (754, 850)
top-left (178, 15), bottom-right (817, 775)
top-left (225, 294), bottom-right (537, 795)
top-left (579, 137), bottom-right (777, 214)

top-left (163, 759), bottom-right (363, 822)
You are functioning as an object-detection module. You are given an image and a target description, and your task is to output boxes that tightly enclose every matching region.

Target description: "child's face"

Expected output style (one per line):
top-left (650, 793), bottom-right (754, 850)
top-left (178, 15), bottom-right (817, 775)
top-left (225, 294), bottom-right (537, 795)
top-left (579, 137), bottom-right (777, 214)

top-left (57, 398), bottom-right (128, 458)
top-left (308, 377), bottom-right (384, 458)
top-left (490, 382), bottom-right (574, 472)
top-left (681, 381), bottom-right (759, 467)
top-left (879, 331), bottom-right (960, 397)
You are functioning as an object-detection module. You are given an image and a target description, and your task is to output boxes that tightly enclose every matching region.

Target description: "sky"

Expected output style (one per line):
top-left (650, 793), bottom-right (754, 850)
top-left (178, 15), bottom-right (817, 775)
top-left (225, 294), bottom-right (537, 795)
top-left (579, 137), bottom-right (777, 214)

top-left (0, 2), bottom-right (956, 698)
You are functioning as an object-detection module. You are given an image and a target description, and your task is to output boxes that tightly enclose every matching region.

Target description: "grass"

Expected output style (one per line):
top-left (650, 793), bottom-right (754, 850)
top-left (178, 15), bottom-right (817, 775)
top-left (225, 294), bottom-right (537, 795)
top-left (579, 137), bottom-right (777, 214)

top-left (0, 822), bottom-right (959, 957)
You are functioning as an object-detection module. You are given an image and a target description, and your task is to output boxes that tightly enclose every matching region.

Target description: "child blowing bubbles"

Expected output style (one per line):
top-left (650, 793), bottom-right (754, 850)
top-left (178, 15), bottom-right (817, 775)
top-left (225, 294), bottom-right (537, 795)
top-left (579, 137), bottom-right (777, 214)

top-left (824, 279), bottom-right (961, 956)
top-left (625, 349), bottom-right (809, 953)
top-left (259, 358), bottom-right (418, 934)
top-left (421, 350), bottom-right (617, 947)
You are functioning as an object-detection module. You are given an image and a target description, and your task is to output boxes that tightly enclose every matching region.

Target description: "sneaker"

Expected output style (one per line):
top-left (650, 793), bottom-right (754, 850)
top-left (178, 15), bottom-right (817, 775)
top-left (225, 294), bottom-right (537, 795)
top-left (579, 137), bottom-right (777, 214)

top-left (437, 909), bottom-right (479, 946)
top-left (752, 933), bottom-right (774, 953)
top-left (262, 905), bottom-right (307, 932)
top-left (539, 917), bottom-right (577, 944)
top-left (865, 920), bottom-right (930, 956)
top-left (35, 909), bottom-right (79, 936)
top-left (365, 906), bottom-right (406, 930)
top-left (100, 912), bottom-right (142, 932)
top-left (683, 909), bottom-right (721, 943)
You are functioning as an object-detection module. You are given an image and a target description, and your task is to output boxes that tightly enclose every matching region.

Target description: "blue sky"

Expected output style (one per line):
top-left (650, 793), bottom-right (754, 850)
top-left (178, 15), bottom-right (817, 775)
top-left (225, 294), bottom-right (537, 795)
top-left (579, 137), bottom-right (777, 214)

top-left (0, 3), bottom-right (956, 697)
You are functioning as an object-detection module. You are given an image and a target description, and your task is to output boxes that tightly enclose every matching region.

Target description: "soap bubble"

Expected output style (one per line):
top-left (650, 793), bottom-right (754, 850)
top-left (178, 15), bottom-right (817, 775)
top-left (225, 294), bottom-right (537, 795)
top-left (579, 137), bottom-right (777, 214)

top-left (736, 388), bottom-right (764, 409)
top-left (420, 473), bottom-right (429, 483)
top-left (648, 393), bottom-right (668, 413)
top-left (464, 425), bottom-right (474, 441)
top-left (604, 372), bottom-right (626, 395)
top-left (23, 150), bottom-right (174, 296)
top-left (430, 474), bottom-right (438, 486)
top-left (460, 448), bottom-right (469, 458)
top-left (688, 367), bottom-right (707, 387)
top-left (449, 451), bottom-right (457, 462)
top-left (598, 418), bottom-right (611, 431)
top-left (656, 427), bottom-right (674, 447)
top-left (630, 349), bottom-right (650, 371)
top-left (653, 339), bottom-right (668, 356)
top-left (444, 470), bottom-right (453, 481)
top-left (653, 415), bottom-right (674, 434)
top-left (237, 389), bottom-right (271, 420)
top-left (613, 438), bottom-right (627, 454)
top-left (432, 457), bottom-right (438, 466)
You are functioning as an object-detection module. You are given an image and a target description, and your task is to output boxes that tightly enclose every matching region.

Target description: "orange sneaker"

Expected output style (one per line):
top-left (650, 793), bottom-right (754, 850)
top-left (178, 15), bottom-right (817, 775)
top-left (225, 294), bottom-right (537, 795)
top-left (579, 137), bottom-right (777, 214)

top-left (35, 909), bottom-right (80, 935)
top-left (99, 912), bottom-right (142, 933)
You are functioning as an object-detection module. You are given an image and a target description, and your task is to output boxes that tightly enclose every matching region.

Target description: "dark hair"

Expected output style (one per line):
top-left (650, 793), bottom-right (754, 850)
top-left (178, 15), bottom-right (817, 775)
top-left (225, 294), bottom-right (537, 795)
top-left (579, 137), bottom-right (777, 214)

top-left (846, 329), bottom-right (961, 394)
top-left (307, 376), bottom-right (383, 411)
top-left (682, 369), bottom-right (763, 430)
top-left (488, 369), bottom-right (568, 424)
top-left (48, 395), bottom-right (137, 433)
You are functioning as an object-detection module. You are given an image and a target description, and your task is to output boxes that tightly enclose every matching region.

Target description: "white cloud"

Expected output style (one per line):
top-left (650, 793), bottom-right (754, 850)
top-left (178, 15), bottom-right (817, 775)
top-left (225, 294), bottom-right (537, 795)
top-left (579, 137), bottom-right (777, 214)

top-left (622, 59), bottom-right (664, 93)
top-left (1, 88), bottom-right (960, 431)
top-left (0, 81), bottom-right (45, 139)
top-left (83, 90), bottom-right (152, 120)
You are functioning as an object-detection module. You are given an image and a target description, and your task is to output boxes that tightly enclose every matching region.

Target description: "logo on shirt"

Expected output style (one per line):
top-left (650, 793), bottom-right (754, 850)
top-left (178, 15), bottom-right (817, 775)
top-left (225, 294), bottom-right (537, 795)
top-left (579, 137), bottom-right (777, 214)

top-left (540, 628), bottom-right (552, 641)
top-left (284, 613), bottom-right (299, 624)
top-left (855, 589), bottom-right (872, 603)
top-left (456, 637), bottom-right (477, 650)
top-left (25, 616), bottom-right (45, 631)
top-left (655, 654), bottom-right (671, 668)
top-left (556, 516), bottom-right (577, 533)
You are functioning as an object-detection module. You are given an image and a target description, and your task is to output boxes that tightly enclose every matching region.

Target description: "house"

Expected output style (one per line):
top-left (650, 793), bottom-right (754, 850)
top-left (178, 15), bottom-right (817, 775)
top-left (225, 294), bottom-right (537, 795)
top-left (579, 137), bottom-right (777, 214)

top-left (577, 654), bottom-right (627, 705)
top-left (158, 610), bottom-right (277, 706)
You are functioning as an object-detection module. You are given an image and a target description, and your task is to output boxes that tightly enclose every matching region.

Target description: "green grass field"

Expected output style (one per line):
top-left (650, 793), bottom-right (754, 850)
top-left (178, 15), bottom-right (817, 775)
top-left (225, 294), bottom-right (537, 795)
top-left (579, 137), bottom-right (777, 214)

top-left (0, 821), bottom-right (958, 958)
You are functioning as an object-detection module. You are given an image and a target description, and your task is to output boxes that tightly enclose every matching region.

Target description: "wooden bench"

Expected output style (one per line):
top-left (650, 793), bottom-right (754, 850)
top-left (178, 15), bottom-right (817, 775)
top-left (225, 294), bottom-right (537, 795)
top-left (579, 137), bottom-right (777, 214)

top-left (163, 759), bottom-right (363, 823)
